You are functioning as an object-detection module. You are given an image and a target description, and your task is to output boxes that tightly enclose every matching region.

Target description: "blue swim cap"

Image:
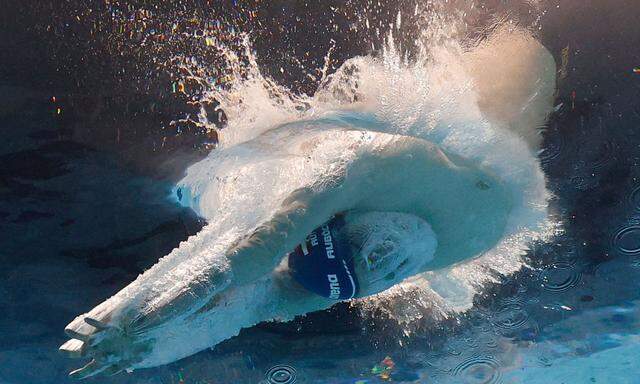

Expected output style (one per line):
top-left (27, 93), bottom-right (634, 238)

top-left (288, 215), bottom-right (359, 300)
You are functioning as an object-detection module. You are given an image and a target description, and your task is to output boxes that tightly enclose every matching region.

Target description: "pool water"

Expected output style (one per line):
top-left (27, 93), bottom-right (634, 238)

top-left (2, 1), bottom-right (640, 383)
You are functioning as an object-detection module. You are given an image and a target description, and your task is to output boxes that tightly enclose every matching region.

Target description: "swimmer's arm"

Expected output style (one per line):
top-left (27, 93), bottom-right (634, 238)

top-left (227, 186), bottom-right (350, 286)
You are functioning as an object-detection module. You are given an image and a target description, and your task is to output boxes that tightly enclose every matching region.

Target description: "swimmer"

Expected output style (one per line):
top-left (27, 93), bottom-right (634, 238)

top-left (59, 29), bottom-right (555, 378)
top-left (287, 211), bottom-right (437, 301)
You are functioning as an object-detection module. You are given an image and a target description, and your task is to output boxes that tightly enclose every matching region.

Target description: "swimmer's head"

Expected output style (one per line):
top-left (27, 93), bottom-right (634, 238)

top-left (345, 211), bottom-right (437, 296)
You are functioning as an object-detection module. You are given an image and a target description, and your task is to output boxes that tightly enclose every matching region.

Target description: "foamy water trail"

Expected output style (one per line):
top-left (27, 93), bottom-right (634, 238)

top-left (59, 6), bottom-right (558, 376)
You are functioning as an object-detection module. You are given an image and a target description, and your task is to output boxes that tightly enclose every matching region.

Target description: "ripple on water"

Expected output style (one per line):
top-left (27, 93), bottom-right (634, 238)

top-left (264, 364), bottom-right (297, 384)
top-left (612, 225), bottom-right (640, 256)
top-left (569, 174), bottom-right (597, 191)
top-left (489, 301), bottom-right (539, 341)
top-left (538, 261), bottom-right (582, 292)
top-left (490, 303), bottom-right (529, 331)
top-left (580, 137), bottom-right (615, 171)
top-left (539, 123), bottom-right (565, 166)
top-left (539, 138), bottom-right (564, 166)
top-left (484, 337), bottom-right (499, 349)
top-left (453, 355), bottom-right (503, 384)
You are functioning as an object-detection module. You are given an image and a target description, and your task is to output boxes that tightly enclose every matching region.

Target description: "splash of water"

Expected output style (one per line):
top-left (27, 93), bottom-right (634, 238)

top-left (59, 4), bottom-right (558, 377)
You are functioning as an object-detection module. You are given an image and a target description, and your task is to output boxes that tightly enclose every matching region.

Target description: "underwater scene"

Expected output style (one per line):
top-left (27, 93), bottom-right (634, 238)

top-left (1, 1), bottom-right (640, 383)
